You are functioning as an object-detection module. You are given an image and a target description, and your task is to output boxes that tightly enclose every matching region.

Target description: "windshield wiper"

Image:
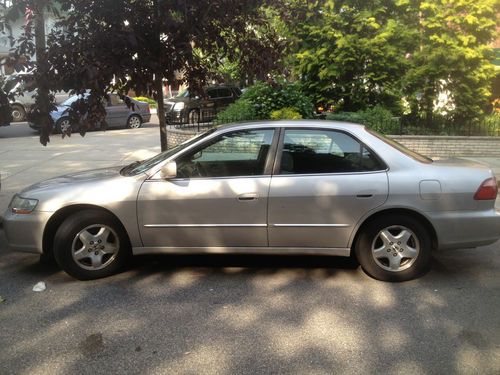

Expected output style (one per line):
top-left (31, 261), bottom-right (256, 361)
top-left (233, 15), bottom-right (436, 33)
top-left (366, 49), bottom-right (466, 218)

top-left (120, 160), bottom-right (142, 175)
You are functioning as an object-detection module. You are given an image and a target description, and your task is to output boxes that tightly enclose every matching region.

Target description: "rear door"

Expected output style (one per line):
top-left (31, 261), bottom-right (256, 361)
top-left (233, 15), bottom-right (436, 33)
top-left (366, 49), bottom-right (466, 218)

top-left (106, 94), bottom-right (130, 127)
top-left (268, 128), bottom-right (389, 248)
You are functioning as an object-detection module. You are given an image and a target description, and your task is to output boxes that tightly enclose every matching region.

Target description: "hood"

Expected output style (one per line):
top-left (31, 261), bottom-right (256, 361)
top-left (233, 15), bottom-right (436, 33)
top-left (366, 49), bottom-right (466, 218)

top-left (21, 166), bottom-right (122, 195)
top-left (165, 97), bottom-right (192, 104)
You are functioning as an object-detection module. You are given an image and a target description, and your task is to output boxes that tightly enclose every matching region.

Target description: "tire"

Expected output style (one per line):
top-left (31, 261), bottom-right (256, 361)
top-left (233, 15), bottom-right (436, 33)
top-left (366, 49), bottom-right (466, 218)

top-left (11, 104), bottom-right (26, 122)
top-left (354, 214), bottom-right (431, 282)
top-left (55, 117), bottom-right (72, 134)
top-left (53, 210), bottom-right (131, 280)
top-left (188, 109), bottom-right (200, 124)
top-left (127, 114), bottom-right (142, 129)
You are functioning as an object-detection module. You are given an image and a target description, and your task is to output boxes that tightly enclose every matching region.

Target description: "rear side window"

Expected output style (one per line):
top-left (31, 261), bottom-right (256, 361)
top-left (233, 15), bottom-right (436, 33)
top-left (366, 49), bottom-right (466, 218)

top-left (109, 94), bottom-right (124, 106)
top-left (279, 129), bottom-right (385, 174)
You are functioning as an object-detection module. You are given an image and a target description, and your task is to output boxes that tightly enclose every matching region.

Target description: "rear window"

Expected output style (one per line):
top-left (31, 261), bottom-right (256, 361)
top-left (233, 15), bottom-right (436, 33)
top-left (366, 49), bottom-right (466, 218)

top-left (367, 129), bottom-right (433, 164)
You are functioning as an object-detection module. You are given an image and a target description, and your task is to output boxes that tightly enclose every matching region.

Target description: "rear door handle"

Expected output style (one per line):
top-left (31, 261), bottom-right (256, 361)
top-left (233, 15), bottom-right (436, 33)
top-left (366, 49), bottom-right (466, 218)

top-left (238, 193), bottom-right (258, 201)
top-left (356, 194), bottom-right (373, 198)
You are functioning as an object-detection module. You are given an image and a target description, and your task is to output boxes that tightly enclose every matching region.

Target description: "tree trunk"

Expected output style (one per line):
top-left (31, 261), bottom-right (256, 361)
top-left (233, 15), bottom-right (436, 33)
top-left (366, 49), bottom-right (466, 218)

top-left (155, 76), bottom-right (168, 151)
top-left (153, 0), bottom-right (167, 152)
top-left (34, 1), bottom-right (51, 145)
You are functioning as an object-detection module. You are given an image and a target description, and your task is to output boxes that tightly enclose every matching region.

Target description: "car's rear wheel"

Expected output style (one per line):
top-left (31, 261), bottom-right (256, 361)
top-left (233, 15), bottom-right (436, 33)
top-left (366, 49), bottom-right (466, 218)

top-left (11, 104), bottom-right (26, 122)
top-left (53, 210), bottom-right (131, 280)
top-left (355, 215), bottom-right (431, 281)
top-left (127, 114), bottom-right (142, 129)
top-left (55, 117), bottom-right (72, 134)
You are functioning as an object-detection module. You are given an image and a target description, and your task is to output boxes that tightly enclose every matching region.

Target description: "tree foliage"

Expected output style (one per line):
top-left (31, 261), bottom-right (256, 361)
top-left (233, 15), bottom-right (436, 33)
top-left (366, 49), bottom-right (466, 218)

top-left (281, 0), bottom-right (499, 125)
top-left (401, 0), bottom-right (498, 126)
top-left (1, 0), bottom-right (280, 148)
top-left (281, 0), bottom-right (414, 113)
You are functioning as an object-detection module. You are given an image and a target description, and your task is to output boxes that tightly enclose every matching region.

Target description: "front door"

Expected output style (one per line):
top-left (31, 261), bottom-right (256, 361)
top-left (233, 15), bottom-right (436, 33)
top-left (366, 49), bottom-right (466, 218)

top-left (268, 128), bottom-right (389, 249)
top-left (137, 128), bottom-right (277, 248)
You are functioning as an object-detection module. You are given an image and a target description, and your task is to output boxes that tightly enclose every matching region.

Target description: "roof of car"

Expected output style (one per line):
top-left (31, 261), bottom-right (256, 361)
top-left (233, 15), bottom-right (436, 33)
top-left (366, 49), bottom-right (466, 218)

top-left (215, 120), bottom-right (366, 132)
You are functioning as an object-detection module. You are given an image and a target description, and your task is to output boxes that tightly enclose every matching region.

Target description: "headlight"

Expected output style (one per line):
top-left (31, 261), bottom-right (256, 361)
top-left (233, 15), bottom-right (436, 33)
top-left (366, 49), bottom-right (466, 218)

top-left (173, 102), bottom-right (185, 111)
top-left (9, 195), bottom-right (38, 214)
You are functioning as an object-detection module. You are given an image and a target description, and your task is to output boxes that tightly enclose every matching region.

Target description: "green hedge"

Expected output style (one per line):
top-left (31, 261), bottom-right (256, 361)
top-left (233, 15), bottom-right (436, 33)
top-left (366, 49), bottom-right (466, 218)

top-left (216, 99), bottom-right (257, 125)
top-left (326, 105), bottom-right (399, 134)
top-left (134, 96), bottom-right (157, 108)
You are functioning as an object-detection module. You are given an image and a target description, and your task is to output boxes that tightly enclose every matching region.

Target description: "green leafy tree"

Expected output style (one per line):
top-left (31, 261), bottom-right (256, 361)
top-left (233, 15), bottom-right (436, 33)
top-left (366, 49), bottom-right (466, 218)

top-left (1, 0), bottom-right (280, 149)
top-left (281, 0), bottom-right (415, 113)
top-left (401, 0), bottom-right (499, 127)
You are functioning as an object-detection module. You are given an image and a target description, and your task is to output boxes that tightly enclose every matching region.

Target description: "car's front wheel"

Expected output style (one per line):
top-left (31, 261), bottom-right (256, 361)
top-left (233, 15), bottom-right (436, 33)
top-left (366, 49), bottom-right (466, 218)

top-left (355, 214), bottom-right (431, 281)
top-left (55, 117), bottom-right (72, 134)
top-left (53, 210), bottom-right (131, 280)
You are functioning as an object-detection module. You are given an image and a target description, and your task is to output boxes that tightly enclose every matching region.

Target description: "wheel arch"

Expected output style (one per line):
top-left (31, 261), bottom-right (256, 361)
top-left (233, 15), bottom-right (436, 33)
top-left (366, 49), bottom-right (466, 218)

top-left (42, 204), bottom-right (131, 256)
top-left (350, 208), bottom-right (438, 251)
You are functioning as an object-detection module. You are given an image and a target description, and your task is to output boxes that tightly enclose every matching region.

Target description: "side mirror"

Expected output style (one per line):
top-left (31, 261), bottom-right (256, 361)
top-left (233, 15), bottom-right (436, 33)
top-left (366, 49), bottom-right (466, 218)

top-left (160, 161), bottom-right (177, 179)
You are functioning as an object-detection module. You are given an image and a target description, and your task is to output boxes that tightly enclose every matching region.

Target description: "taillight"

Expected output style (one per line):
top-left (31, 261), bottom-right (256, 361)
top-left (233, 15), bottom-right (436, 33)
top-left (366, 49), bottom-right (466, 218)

top-left (474, 177), bottom-right (498, 200)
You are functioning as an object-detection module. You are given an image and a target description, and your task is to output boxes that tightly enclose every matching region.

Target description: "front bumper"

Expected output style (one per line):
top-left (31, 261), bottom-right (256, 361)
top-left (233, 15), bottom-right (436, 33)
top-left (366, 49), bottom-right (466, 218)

top-left (429, 208), bottom-right (500, 250)
top-left (2, 209), bottom-right (53, 254)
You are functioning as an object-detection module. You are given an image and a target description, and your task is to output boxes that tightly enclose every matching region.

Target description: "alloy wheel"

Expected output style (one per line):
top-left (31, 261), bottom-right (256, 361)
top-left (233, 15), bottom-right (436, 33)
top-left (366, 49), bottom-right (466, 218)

top-left (371, 225), bottom-right (420, 272)
top-left (71, 224), bottom-right (120, 271)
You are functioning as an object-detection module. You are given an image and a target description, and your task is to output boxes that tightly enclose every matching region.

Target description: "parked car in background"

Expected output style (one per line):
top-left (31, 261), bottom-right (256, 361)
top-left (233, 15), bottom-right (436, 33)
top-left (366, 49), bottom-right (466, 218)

top-left (3, 72), bottom-right (71, 122)
top-left (165, 85), bottom-right (241, 125)
top-left (29, 93), bottom-right (151, 133)
top-left (3, 121), bottom-right (500, 281)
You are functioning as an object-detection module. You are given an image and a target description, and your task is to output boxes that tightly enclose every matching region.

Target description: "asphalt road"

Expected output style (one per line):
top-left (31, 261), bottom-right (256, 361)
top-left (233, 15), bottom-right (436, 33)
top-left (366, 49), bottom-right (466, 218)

top-left (0, 120), bottom-right (161, 139)
top-left (0, 121), bottom-right (37, 138)
top-left (0, 227), bottom-right (499, 375)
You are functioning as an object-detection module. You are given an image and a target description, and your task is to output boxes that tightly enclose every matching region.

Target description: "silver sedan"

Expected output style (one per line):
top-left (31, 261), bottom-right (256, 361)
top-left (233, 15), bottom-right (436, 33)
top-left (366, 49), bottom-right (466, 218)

top-left (3, 121), bottom-right (500, 281)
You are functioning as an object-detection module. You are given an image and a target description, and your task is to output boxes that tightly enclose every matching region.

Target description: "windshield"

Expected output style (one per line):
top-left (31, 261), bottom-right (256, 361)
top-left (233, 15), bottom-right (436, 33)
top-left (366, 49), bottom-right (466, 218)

top-left (121, 128), bottom-right (217, 176)
top-left (176, 89), bottom-right (189, 98)
top-left (61, 94), bottom-right (87, 107)
top-left (367, 128), bottom-right (433, 164)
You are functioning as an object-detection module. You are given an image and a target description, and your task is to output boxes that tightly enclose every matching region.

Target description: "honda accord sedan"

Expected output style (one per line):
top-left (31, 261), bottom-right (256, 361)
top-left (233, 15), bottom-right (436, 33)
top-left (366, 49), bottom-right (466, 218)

top-left (3, 121), bottom-right (500, 281)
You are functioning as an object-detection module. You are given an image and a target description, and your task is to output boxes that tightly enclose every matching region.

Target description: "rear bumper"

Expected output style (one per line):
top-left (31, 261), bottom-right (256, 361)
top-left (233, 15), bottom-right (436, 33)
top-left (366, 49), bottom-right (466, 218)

top-left (2, 209), bottom-right (53, 254)
top-left (429, 208), bottom-right (500, 249)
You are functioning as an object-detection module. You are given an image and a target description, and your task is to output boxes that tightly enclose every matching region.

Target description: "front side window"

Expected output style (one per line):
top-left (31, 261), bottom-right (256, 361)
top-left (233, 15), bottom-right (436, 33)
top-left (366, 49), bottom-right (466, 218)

top-left (176, 129), bottom-right (275, 178)
top-left (217, 88), bottom-right (232, 98)
top-left (206, 89), bottom-right (218, 99)
top-left (279, 129), bottom-right (384, 174)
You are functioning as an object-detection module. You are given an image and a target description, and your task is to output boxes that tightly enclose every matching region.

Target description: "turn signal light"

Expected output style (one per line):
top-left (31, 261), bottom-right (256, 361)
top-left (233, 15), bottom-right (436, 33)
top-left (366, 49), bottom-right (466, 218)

top-left (474, 177), bottom-right (498, 200)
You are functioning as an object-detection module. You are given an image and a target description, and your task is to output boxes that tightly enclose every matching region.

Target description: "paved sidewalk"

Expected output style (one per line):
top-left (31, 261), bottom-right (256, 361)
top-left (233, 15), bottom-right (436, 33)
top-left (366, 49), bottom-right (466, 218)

top-left (1, 120), bottom-right (499, 215)
top-left (0, 120), bottom-right (162, 214)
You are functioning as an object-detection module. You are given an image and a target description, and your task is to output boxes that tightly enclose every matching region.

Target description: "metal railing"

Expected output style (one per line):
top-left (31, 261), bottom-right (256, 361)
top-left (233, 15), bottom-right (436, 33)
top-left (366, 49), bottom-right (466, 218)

top-left (166, 108), bottom-right (218, 132)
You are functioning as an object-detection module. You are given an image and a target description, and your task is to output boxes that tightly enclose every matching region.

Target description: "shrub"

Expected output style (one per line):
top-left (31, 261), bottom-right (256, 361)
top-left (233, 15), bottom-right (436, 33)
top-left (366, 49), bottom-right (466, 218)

top-left (134, 96), bottom-right (157, 108)
top-left (326, 105), bottom-right (399, 134)
top-left (270, 107), bottom-right (302, 120)
top-left (484, 113), bottom-right (500, 136)
top-left (216, 99), bottom-right (257, 124)
top-left (241, 81), bottom-right (315, 119)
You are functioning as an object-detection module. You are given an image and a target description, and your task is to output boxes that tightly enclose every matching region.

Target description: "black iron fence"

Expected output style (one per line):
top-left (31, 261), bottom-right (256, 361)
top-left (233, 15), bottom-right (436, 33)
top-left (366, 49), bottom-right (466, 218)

top-left (166, 108), bottom-right (218, 132)
top-left (395, 116), bottom-right (500, 136)
top-left (165, 108), bottom-right (500, 137)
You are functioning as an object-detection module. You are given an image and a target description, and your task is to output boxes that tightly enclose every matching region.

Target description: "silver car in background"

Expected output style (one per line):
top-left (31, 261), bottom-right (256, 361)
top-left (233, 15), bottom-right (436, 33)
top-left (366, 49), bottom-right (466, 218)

top-left (3, 121), bottom-right (500, 281)
top-left (29, 93), bottom-right (151, 134)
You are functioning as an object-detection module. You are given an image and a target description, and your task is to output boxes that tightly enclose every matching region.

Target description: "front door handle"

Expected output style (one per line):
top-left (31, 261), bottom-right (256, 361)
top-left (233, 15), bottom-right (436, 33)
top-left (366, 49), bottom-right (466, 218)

top-left (238, 193), bottom-right (258, 201)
